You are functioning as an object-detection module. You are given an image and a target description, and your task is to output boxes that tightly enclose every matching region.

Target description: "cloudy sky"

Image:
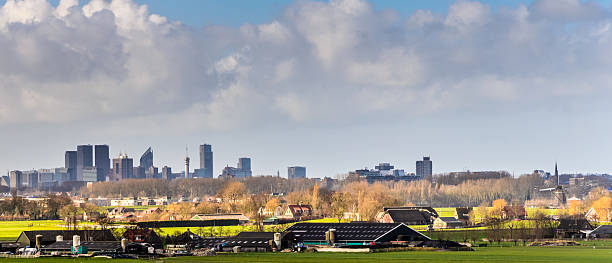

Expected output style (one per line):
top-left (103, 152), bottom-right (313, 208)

top-left (2, 0), bottom-right (612, 178)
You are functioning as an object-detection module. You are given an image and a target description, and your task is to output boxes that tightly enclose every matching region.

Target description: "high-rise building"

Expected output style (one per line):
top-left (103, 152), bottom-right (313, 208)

top-left (9, 170), bottom-right (23, 189)
top-left (95, 145), bottom-right (110, 182)
top-left (112, 154), bottom-right (133, 181)
top-left (161, 166), bottom-right (172, 180)
top-left (416, 156), bottom-right (432, 178)
top-left (288, 166), bottom-right (306, 179)
top-left (65, 151), bottom-right (77, 181)
top-left (140, 147), bottom-right (153, 171)
top-left (76, 145), bottom-right (93, 181)
top-left (199, 144), bottom-right (213, 178)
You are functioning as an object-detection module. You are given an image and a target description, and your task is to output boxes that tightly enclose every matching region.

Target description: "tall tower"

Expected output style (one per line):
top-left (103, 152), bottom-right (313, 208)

top-left (184, 146), bottom-right (190, 179)
top-left (555, 162), bottom-right (559, 186)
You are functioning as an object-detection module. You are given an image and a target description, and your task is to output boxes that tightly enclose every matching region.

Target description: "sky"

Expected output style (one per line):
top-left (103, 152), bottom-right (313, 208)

top-left (2, 0), bottom-right (612, 178)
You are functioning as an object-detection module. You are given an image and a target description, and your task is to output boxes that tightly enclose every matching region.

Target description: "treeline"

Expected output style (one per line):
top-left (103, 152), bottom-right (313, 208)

top-left (0, 192), bottom-right (73, 220)
top-left (80, 173), bottom-right (545, 208)
top-left (81, 177), bottom-right (318, 198)
top-left (435, 171), bottom-right (512, 185)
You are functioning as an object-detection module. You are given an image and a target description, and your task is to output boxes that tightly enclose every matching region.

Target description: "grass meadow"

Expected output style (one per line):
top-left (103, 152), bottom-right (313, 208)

top-left (1, 246), bottom-right (612, 262)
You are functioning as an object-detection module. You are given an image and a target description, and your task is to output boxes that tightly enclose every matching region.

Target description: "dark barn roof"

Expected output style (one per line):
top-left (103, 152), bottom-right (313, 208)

top-left (190, 233), bottom-right (275, 250)
top-left (41, 241), bottom-right (121, 252)
top-left (590, 225), bottom-right (612, 237)
top-left (283, 223), bottom-right (430, 243)
top-left (16, 230), bottom-right (116, 247)
top-left (387, 209), bottom-right (432, 224)
top-left (235, 232), bottom-right (275, 240)
top-left (557, 218), bottom-right (594, 231)
top-left (383, 206), bottom-right (439, 217)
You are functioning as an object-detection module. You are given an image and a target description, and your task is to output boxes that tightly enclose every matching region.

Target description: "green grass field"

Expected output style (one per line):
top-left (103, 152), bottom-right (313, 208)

top-left (0, 221), bottom-right (67, 241)
top-left (1, 247), bottom-right (612, 262)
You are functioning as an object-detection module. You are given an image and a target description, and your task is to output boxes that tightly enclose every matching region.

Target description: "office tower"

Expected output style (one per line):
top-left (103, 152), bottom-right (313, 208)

top-left (9, 170), bottom-right (23, 189)
top-left (161, 166), bottom-right (172, 180)
top-left (112, 154), bottom-right (133, 181)
top-left (288, 166), bottom-right (306, 179)
top-left (416, 156), bottom-right (432, 178)
top-left (140, 147), bottom-right (153, 171)
top-left (199, 144), bottom-right (213, 178)
top-left (65, 151), bottom-right (77, 181)
top-left (76, 145), bottom-right (93, 181)
top-left (95, 145), bottom-right (110, 182)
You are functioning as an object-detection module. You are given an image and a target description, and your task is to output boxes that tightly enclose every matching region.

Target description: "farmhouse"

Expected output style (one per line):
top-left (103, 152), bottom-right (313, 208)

top-left (16, 230), bottom-right (115, 247)
top-left (281, 222), bottom-right (430, 248)
top-left (454, 207), bottom-right (472, 225)
top-left (503, 206), bottom-right (527, 220)
top-left (284, 204), bottom-right (313, 219)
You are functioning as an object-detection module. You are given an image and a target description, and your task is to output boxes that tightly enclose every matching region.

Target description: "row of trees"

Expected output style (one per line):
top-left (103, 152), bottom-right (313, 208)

top-left (0, 191), bottom-right (73, 220)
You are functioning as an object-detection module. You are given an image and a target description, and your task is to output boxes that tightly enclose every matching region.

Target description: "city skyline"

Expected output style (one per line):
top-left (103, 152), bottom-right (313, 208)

top-left (3, 0), bottom-right (612, 177)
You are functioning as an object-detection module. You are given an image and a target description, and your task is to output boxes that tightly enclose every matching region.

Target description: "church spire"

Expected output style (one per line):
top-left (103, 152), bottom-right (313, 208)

top-left (555, 162), bottom-right (559, 186)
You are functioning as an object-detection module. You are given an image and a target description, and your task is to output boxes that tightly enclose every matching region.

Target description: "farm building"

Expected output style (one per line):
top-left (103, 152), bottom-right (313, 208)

top-left (556, 218), bottom-right (594, 238)
top-left (588, 225), bottom-right (612, 238)
top-left (16, 230), bottom-right (115, 247)
top-left (191, 213), bottom-right (249, 224)
top-left (376, 209), bottom-right (433, 225)
top-left (190, 232), bottom-right (275, 252)
top-left (122, 228), bottom-right (163, 249)
top-left (433, 217), bottom-right (464, 229)
top-left (41, 241), bottom-right (122, 253)
top-left (281, 222), bottom-right (430, 248)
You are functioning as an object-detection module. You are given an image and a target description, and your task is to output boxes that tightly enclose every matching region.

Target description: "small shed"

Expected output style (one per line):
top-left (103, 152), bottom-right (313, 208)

top-left (433, 217), bottom-right (464, 229)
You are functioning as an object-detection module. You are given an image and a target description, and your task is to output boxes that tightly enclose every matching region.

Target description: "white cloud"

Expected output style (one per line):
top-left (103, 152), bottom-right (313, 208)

top-left (0, 0), bottom-right (612, 135)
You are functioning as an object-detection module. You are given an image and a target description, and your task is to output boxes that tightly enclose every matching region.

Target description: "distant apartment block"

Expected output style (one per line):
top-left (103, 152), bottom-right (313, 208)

top-left (416, 157), bottom-right (432, 178)
top-left (288, 166), bottom-right (306, 179)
